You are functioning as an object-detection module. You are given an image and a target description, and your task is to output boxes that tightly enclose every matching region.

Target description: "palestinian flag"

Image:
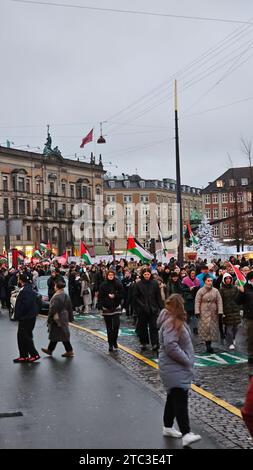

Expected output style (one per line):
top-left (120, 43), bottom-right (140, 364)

top-left (185, 223), bottom-right (198, 245)
top-left (17, 250), bottom-right (25, 265)
top-left (32, 249), bottom-right (43, 259)
top-left (229, 262), bottom-right (246, 286)
top-left (80, 242), bottom-right (92, 265)
top-left (0, 254), bottom-right (7, 265)
top-left (52, 251), bottom-right (68, 265)
top-left (127, 235), bottom-right (153, 262)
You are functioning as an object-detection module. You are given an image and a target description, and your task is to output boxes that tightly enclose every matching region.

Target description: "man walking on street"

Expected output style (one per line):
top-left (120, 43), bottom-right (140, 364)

top-left (13, 273), bottom-right (40, 363)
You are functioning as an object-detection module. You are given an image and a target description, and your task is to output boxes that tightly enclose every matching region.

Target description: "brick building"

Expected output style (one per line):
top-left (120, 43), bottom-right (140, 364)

top-left (201, 167), bottom-right (253, 247)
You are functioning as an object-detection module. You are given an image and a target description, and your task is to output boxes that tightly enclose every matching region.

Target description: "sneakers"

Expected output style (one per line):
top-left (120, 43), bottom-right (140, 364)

top-left (182, 432), bottom-right (201, 447)
top-left (113, 343), bottom-right (118, 349)
top-left (28, 355), bottom-right (40, 362)
top-left (13, 357), bottom-right (29, 363)
top-left (163, 426), bottom-right (182, 438)
top-left (41, 348), bottom-right (52, 356)
top-left (108, 346), bottom-right (114, 352)
top-left (61, 351), bottom-right (75, 357)
top-left (229, 344), bottom-right (235, 350)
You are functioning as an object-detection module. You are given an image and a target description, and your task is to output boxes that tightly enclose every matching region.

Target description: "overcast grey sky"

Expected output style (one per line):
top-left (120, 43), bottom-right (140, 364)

top-left (1, 0), bottom-right (253, 187)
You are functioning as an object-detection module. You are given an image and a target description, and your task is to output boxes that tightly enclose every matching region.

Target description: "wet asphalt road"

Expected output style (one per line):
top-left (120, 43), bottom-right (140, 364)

top-left (0, 312), bottom-right (220, 449)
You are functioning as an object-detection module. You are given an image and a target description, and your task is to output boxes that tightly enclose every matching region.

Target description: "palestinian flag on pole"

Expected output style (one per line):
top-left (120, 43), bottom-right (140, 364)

top-left (229, 262), bottom-right (246, 286)
top-left (127, 235), bottom-right (153, 262)
top-left (80, 242), bottom-right (92, 265)
top-left (0, 254), bottom-right (7, 265)
top-left (52, 251), bottom-right (68, 265)
top-left (186, 222), bottom-right (198, 245)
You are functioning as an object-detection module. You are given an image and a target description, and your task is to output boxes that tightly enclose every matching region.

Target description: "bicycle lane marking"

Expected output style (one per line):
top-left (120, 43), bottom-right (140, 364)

top-left (69, 321), bottom-right (243, 419)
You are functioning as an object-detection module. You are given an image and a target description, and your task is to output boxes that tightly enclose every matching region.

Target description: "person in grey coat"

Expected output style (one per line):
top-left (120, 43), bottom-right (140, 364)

top-left (157, 294), bottom-right (201, 447)
top-left (41, 279), bottom-right (74, 357)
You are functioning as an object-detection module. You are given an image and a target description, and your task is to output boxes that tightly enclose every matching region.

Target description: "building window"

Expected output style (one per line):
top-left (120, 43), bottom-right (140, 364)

top-left (230, 208), bottom-right (235, 216)
top-left (16, 235), bottom-right (21, 241)
top-left (36, 182), bottom-right (41, 194)
top-left (109, 223), bottom-right (116, 233)
top-left (241, 178), bottom-right (248, 186)
top-left (230, 193), bottom-right (235, 202)
top-left (125, 206), bottom-right (132, 216)
top-left (222, 208), bottom-right (228, 218)
top-left (212, 225), bottom-right (219, 236)
top-left (222, 193), bottom-right (228, 203)
top-left (26, 178), bottom-right (30, 193)
top-left (205, 194), bottom-right (210, 204)
top-left (142, 223), bottom-right (149, 233)
top-left (62, 183), bottom-right (66, 196)
top-left (216, 180), bottom-right (224, 188)
top-left (108, 181), bottom-right (115, 189)
top-left (237, 192), bottom-right (243, 202)
top-left (141, 205), bottom-right (149, 216)
top-left (223, 224), bottom-right (229, 236)
top-left (71, 204), bottom-right (74, 215)
top-left (125, 224), bottom-right (132, 234)
top-left (124, 195), bottom-right (132, 203)
top-left (212, 194), bottom-right (218, 203)
top-left (27, 200), bottom-right (31, 216)
top-left (62, 204), bottom-right (66, 215)
top-left (229, 179), bottom-right (235, 187)
top-left (107, 195), bottom-right (116, 202)
top-left (70, 184), bottom-right (75, 198)
top-left (76, 185), bottom-right (82, 199)
top-left (139, 181), bottom-right (145, 189)
top-left (49, 182), bottom-right (55, 195)
top-left (26, 226), bottom-right (31, 240)
top-left (18, 177), bottom-right (25, 192)
top-left (19, 199), bottom-right (25, 214)
top-left (140, 195), bottom-right (149, 203)
top-left (3, 198), bottom-right (8, 216)
top-left (213, 208), bottom-right (219, 219)
top-left (205, 209), bottom-right (211, 219)
top-left (35, 201), bottom-right (41, 216)
top-left (3, 176), bottom-right (8, 192)
top-left (108, 206), bottom-right (116, 217)
top-left (231, 225), bottom-right (235, 235)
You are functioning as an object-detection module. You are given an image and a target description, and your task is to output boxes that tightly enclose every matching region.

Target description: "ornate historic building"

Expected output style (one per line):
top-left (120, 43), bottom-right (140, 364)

top-left (0, 131), bottom-right (105, 257)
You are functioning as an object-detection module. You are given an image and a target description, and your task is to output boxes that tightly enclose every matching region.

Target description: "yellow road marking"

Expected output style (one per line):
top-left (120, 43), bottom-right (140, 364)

top-left (70, 321), bottom-right (242, 418)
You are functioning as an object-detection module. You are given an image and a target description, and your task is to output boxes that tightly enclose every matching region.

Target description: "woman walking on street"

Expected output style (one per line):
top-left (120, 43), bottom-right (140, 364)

top-left (195, 274), bottom-right (223, 354)
top-left (157, 294), bottom-right (201, 447)
top-left (41, 279), bottom-right (74, 357)
top-left (98, 270), bottom-right (124, 352)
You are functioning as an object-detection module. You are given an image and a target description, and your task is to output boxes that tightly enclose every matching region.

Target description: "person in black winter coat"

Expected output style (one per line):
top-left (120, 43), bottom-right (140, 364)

top-left (133, 268), bottom-right (164, 351)
top-left (13, 274), bottom-right (40, 363)
top-left (237, 271), bottom-right (253, 370)
top-left (47, 269), bottom-right (64, 301)
top-left (98, 270), bottom-right (124, 352)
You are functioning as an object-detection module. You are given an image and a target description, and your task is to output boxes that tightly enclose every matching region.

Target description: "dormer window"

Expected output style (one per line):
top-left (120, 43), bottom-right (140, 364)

top-left (124, 180), bottom-right (130, 188)
top-left (216, 180), bottom-right (224, 188)
top-left (241, 178), bottom-right (248, 186)
top-left (139, 180), bottom-right (145, 189)
top-left (109, 180), bottom-right (115, 189)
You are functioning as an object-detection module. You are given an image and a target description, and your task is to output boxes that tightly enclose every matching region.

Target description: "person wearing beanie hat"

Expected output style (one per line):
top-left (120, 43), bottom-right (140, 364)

top-left (219, 273), bottom-right (241, 350)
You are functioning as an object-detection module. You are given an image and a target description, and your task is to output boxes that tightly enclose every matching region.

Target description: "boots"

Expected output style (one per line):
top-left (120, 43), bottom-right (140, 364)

top-left (206, 341), bottom-right (214, 354)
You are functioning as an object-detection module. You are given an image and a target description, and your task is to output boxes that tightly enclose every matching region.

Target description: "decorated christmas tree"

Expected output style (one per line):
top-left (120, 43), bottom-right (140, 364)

top-left (196, 215), bottom-right (219, 260)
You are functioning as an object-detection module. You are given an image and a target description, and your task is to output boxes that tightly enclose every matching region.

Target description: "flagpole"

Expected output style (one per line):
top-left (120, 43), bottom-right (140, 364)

top-left (174, 80), bottom-right (184, 267)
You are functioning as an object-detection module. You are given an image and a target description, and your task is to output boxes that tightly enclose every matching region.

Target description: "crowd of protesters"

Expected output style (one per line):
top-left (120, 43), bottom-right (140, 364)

top-left (0, 253), bottom-right (252, 361)
top-left (1, 252), bottom-right (253, 444)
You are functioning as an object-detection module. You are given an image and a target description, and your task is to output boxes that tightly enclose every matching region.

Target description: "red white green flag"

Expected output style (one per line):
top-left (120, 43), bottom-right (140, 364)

top-left (229, 262), bottom-right (246, 286)
top-left (80, 242), bottom-right (92, 265)
top-left (127, 235), bottom-right (153, 262)
top-left (187, 223), bottom-right (198, 245)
